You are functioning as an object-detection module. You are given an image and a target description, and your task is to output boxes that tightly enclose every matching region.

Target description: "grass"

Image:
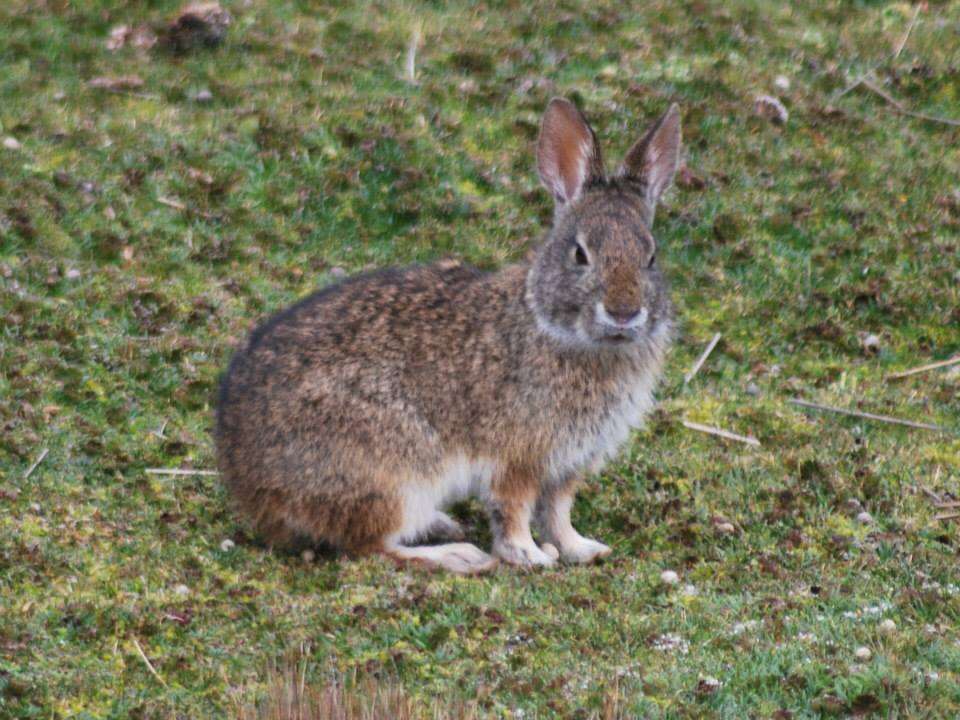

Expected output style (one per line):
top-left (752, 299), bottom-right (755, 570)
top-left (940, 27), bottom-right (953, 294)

top-left (1, 0), bottom-right (959, 717)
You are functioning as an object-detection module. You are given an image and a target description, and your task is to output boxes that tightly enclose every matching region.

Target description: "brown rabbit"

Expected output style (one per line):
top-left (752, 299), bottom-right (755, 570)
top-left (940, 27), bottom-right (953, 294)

top-left (216, 98), bottom-right (681, 574)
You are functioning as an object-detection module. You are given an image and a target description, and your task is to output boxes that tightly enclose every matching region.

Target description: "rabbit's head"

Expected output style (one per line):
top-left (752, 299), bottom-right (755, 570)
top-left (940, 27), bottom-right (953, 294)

top-left (526, 99), bottom-right (681, 348)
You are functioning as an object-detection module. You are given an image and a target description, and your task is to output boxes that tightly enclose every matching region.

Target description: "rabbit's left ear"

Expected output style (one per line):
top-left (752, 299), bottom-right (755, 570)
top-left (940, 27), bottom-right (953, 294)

top-left (537, 98), bottom-right (605, 205)
top-left (619, 104), bottom-right (681, 210)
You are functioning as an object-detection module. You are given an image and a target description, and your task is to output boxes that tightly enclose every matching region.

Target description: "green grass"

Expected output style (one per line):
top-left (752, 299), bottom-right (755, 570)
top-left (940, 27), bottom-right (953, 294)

top-left (2, 0), bottom-right (959, 717)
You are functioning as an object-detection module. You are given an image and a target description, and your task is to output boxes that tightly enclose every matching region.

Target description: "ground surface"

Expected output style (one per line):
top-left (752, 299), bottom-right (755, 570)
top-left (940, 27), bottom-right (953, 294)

top-left (2, 1), bottom-right (959, 717)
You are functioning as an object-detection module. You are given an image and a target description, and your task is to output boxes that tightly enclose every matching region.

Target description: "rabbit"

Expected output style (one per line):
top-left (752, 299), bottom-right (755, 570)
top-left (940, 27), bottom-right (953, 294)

top-left (216, 97), bottom-right (681, 574)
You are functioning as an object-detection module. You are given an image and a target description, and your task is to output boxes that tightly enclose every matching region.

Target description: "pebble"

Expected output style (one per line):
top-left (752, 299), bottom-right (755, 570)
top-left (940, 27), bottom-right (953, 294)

top-left (860, 333), bottom-right (881, 353)
top-left (301, 549), bottom-right (316, 563)
top-left (3, 137), bottom-right (21, 151)
top-left (856, 511), bottom-right (873, 525)
top-left (715, 522), bottom-right (736, 535)
top-left (745, 382), bottom-right (760, 397)
top-left (774, 74), bottom-right (791, 92)
top-left (173, 584), bottom-right (190, 596)
top-left (220, 538), bottom-right (235, 552)
top-left (660, 570), bottom-right (680, 585)
top-left (193, 88), bottom-right (213, 103)
top-left (854, 646), bottom-right (872, 661)
top-left (754, 94), bottom-right (788, 125)
top-left (878, 619), bottom-right (896, 635)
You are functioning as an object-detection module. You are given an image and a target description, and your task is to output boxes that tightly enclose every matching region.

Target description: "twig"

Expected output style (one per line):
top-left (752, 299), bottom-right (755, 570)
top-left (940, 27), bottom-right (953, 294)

top-left (684, 333), bottom-right (721, 384)
top-left (404, 22), bottom-right (421, 83)
top-left (861, 77), bottom-right (960, 128)
top-left (682, 420), bottom-right (760, 447)
top-left (935, 501), bottom-right (960, 509)
top-left (131, 637), bottom-right (168, 687)
top-left (934, 512), bottom-right (960, 523)
top-left (156, 195), bottom-right (217, 220)
top-left (145, 468), bottom-right (219, 476)
top-left (97, 87), bottom-right (161, 101)
top-left (886, 355), bottom-right (960, 381)
top-left (23, 448), bottom-right (49, 479)
top-left (157, 196), bottom-right (186, 211)
top-left (834, 4), bottom-right (921, 100)
top-left (789, 398), bottom-right (949, 432)
top-left (920, 486), bottom-right (943, 504)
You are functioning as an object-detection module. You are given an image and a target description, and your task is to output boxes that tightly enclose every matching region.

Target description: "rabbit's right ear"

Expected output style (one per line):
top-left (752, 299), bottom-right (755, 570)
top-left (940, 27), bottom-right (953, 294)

top-left (537, 98), bottom-right (605, 206)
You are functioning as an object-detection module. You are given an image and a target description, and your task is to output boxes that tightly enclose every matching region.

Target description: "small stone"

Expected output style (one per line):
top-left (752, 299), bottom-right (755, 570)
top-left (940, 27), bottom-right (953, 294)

top-left (715, 522), bottom-right (736, 535)
top-left (856, 511), bottom-right (873, 525)
top-left (660, 570), bottom-right (680, 585)
top-left (696, 676), bottom-right (722, 695)
top-left (541, 542), bottom-right (559, 561)
top-left (754, 94), bottom-right (788, 125)
top-left (173, 584), bottom-right (190, 596)
top-left (854, 646), bottom-right (872, 661)
top-left (3, 137), bottom-right (21, 151)
top-left (65, 268), bottom-right (82, 280)
top-left (220, 538), bottom-right (235, 552)
top-left (859, 332), bottom-right (881, 354)
top-left (774, 74), bottom-right (791, 92)
top-left (301, 549), bottom-right (316, 563)
top-left (193, 88), bottom-right (213, 103)
top-left (878, 619), bottom-right (896, 635)
top-left (745, 382), bottom-right (760, 397)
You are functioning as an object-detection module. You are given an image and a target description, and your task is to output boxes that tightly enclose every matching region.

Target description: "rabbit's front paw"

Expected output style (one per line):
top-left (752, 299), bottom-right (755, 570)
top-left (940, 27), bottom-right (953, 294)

top-left (559, 537), bottom-right (611, 564)
top-left (493, 539), bottom-right (557, 568)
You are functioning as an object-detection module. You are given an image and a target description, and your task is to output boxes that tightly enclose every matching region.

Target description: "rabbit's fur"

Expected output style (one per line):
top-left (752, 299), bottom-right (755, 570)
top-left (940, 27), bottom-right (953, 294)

top-left (216, 98), bottom-right (681, 573)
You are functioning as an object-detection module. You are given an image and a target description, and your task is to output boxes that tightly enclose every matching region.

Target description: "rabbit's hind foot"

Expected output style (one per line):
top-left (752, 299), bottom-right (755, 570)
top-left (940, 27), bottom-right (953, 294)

top-left (383, 540), bottom-right (497, 575)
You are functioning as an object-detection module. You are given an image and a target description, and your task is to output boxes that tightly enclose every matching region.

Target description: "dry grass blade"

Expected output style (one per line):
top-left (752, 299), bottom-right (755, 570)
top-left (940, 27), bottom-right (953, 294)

top-left (23, 448), bottom-right (49, 479)
top-left (684, 332), bottom-right (721, 384)
top-left (131, 637), bottom-right (168, 688)
top-left (886, 355), bottom-right (960, 381)
top-left (404, 22), bottom-right (421, 84)
top-left (789, 398), bottom-right (949, 433)
top-left (236, 664), bottom-right (480, 720)
top-left (145, 468), bottom-right (219, 476)
top-left (934, 512), bottom-right (960, 523)
top-left (682, 420), bottom-right (760, 447)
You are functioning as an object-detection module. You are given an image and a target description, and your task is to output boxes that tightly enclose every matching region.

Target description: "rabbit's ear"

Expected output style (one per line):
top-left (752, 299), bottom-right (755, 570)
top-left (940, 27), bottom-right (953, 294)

top-left (537, 98), bottom-right (605, 205)
top-left (619, 104), bottom-right (681, 209)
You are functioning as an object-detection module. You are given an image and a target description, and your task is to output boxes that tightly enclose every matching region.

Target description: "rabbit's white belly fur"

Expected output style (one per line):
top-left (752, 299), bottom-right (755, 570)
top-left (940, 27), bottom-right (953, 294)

top-left (546, 368), bottom-right (659, 481)
top-left (398, 454), bottom-right (496, 542)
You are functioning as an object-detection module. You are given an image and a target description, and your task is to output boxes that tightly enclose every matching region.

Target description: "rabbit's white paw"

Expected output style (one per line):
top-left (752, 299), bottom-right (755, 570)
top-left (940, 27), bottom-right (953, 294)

top-left (559, 537), bottom-right (611, 564)
top-left (493, 539), bottom-right (557, 568)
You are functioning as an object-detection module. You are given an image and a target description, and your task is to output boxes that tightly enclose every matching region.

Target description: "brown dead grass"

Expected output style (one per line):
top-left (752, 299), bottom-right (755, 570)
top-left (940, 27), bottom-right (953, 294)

top-left (236, 655), bottom-right (627, 720)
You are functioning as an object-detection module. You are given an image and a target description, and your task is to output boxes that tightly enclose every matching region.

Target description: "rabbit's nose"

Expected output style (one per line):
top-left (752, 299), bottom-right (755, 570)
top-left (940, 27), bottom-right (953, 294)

top-left (604, 305), bottom-right (643, 326)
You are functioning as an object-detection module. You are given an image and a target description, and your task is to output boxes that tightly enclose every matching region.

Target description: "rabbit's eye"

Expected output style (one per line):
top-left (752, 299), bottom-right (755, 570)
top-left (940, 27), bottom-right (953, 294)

top-left (573, 243), bottom-right (589, 266)
top-left (647, 252), bottom-right (656, 268)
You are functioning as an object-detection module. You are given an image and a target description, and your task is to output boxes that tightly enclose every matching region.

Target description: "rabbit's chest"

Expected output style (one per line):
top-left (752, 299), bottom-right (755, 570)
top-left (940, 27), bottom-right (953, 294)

top-left (545, 367), bottom-right (659, 481)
